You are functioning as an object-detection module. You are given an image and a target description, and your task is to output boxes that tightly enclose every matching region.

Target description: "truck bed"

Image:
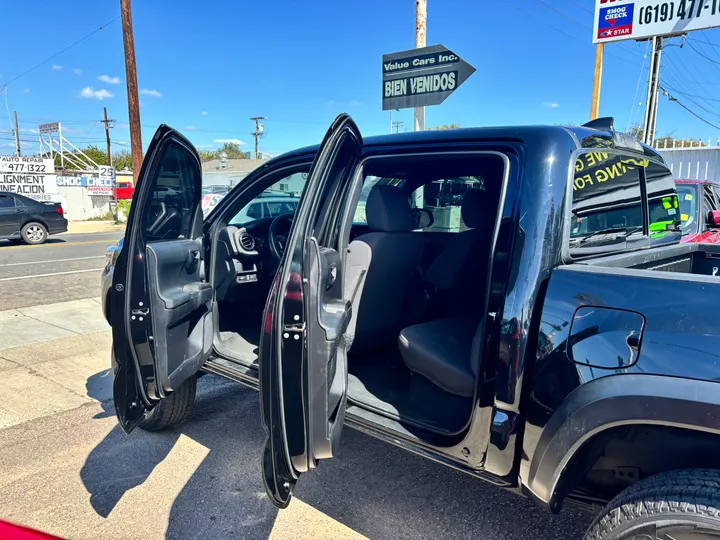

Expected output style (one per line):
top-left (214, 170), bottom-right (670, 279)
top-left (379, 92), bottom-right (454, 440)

top-left (586, 242), bottom-right (720, 276)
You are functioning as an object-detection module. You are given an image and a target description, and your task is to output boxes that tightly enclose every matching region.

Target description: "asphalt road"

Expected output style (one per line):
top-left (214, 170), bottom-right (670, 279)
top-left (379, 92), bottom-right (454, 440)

top-left (0, 232), bottom-right (122, 310)
top-left (0, 374), bottom-right (593, 539)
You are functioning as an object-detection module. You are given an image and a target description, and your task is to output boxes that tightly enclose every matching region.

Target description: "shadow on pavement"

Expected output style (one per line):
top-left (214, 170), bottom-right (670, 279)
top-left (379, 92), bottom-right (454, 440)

top-left (80, 374), bottom-right (592, 539)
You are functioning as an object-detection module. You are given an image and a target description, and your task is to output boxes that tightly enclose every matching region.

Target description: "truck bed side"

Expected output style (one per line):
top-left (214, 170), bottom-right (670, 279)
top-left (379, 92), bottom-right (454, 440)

top-left (520, 242), bottom-right (720, 509)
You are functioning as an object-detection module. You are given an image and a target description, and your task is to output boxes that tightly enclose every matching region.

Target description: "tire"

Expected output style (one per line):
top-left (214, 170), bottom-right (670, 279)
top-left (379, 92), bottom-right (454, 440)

top-left (21, 222), bottom-right (48, 245)
top-left (137, 375), bottom-right (197, 432)
top-left (585, 469), bottom-right (720, 539)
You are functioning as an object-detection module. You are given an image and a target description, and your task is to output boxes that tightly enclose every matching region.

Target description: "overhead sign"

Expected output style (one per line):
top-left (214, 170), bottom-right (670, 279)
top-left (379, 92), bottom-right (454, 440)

top-left (0, 156), bottom-right (58, 201)
top-left (593, 0), bottom-right (720, 43)
top-left (38, 122), bottom-right (60, 134)
top-left (381, 44), bottom-right (476, 111)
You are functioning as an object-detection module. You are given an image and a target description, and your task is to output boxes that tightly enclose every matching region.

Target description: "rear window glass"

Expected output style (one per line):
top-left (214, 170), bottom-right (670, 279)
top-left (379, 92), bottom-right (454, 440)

top-left (569, 151), bottom-right (680, 256)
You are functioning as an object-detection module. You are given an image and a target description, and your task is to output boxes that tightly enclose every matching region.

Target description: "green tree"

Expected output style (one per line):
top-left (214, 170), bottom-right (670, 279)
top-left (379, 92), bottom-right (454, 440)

top-left (198, 150), bottom-right (216, 161)
top-left (426, 123), bottom-right (461, 130)
top-left (112, 150), bottom-right (133, 171)
top-left (218, 142), bottom-right (245, 159)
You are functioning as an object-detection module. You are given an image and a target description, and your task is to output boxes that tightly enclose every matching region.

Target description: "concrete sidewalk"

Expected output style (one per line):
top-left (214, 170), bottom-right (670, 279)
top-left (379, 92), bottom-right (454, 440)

top-left (0, 299), bottom-right (112, 428)
top-left (67, 221), bottom-right (126, 234)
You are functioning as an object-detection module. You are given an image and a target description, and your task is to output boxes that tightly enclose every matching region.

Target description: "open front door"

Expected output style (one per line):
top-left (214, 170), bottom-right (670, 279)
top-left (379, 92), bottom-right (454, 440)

top-left (260, 114), bottom-right (362, 507)
top-left (111, 125), bottom-right (213, 433)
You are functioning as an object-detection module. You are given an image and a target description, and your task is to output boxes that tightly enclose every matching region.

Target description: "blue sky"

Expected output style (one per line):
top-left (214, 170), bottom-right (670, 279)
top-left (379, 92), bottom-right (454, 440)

top-left (1, 0), bottom-right (720, 157)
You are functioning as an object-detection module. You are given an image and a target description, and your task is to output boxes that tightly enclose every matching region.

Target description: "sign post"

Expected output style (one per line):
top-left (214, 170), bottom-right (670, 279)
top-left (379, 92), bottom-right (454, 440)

top-left (381, 44), bottom-right (476, 112)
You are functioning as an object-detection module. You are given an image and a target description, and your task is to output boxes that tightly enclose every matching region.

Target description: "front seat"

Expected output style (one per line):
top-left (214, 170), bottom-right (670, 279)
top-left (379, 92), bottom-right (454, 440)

top-left (423, 189), bottom-right (493, 318)
top-left (344, 185), bottom-right (426, 354)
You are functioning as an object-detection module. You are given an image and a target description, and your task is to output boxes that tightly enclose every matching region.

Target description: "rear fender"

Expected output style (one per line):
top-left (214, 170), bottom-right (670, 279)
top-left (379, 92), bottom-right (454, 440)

top-left (522, 374), bottom-right (720, 510)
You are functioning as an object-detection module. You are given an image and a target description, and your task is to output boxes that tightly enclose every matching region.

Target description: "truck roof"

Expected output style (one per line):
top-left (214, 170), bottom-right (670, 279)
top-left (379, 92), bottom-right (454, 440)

top-left (276, 122), bottom-right (664, 164)
top-left (676, 178), bottom-right (720, 186)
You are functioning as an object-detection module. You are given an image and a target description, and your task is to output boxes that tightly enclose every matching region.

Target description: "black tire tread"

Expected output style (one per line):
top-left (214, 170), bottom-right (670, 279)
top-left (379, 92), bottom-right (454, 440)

top-left (585, 469), bottom-right (720, 539)
top-left (138, 375), bottom-right (197, 432)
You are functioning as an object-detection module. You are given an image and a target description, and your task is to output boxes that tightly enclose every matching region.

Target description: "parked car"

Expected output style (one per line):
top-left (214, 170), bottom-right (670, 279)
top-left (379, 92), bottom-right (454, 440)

top-left (104, 117), bottom-right (720, 539)
top-left (0, 191), bottom-right (67, 244)
top-left (116, 181), bottom-right (135, 200)
top-left (676, 178), bottom-right (720, 244)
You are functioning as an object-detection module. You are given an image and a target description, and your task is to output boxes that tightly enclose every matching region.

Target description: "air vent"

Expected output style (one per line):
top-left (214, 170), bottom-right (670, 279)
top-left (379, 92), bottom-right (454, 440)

top-left (238, 232), bottom-right (255, 251)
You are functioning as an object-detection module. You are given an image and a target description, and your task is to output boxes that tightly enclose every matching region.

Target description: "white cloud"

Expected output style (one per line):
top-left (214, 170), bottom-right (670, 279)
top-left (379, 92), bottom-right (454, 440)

top-left (63, 127), bottom-right (85, 134)
top-left (20, 128), bottom-right (38, 134)
top-left (73, 68), bottom-right (82, 75)
top-left (196, 144), bottom-right (214, 148)
top-left (80, 86), bottom-right (114, 100)
top-left (201, 111), bottom-right (208, 115)
top-left (98, 74), bottom-right (121, 84)
top-left (349, 100), bottom-right (362, 106)
top-left (214, 138), bottom-right (246, 146)
top-left (183, 126), bottom-right (197, 131)
top-left (23, 88), bottom-right (30, 95)
top-left (328, 100), bottom-right (336, 105)
top-left (542, 101), bottom-right (561, 108)
top-left (140, 88), bottom-right (162, 97)
top-left (116, 122), bottom-right (130, 129)
top-left (52, 64), bottom-right (63, 70)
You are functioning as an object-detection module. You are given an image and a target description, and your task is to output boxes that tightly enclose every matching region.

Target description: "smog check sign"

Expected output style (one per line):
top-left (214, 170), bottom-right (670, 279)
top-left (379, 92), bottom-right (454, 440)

top-left (381, 44), bottom-right (476, 111)
top-left (598, 3), bottom-right (635, 40)
top-left (593, 0), bottom-right (720, 43)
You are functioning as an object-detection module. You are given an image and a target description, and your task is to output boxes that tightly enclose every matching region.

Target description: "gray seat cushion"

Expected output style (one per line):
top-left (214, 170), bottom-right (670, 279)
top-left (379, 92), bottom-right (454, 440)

top-left (398, 317), bottom-right (481, 397)
top-left (344, 185), bottom-right (426, 353)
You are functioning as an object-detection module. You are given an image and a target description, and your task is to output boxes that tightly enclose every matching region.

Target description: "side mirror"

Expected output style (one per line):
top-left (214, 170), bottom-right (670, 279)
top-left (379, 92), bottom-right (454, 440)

top-left (412, 208), bottom-right (434, 229)
top-left (708, 210), bottom-right (720, 228)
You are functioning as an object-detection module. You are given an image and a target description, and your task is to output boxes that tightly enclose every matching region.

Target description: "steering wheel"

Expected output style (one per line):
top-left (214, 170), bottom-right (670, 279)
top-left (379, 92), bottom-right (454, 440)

top-left (268, 213), bottom-right (294, 260)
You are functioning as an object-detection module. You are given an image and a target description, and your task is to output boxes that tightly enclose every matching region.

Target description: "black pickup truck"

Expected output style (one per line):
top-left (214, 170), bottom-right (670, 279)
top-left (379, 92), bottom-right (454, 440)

top-left (106, 116), bottom-right (720, 539)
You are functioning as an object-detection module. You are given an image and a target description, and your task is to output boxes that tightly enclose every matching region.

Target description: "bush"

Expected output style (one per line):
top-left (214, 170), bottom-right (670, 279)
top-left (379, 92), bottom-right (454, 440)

top-left (116, 200), bottom-right (131, 222)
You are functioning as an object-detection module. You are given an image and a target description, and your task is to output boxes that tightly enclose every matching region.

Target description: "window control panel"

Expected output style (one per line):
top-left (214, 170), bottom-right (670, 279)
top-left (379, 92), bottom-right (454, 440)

top-left (237, 274), bottom-right (258, 284)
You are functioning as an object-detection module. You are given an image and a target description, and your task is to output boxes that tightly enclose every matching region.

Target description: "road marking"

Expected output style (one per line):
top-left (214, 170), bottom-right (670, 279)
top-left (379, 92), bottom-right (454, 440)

top-left (0, 268), bottom-right (105, 281)
top-left (0, 256), bottom-right (105, 267)
top-left (0, 239), bottom-right (118, 250)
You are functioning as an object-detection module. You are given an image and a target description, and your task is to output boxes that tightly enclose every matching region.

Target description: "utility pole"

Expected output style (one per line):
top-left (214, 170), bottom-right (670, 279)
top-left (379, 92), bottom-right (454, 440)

top-left (642, 36), bottom-right (663, 145)
top-left (13, 111), bottom-right (21, 157)
top-left (414, 0), bottom-right (426, 132)
top-left (121, 0), bottom-right (142, 182)
top-left (101, 107), bottom-right (117, 218)
top-left (250, 116), bottom-right (266, 159)
top-left (590, 44), bottom-right (604, 120)
top-left (392, 120), bottom-right (404, 133)
top-left (101, 107), bottom-right (114, 166)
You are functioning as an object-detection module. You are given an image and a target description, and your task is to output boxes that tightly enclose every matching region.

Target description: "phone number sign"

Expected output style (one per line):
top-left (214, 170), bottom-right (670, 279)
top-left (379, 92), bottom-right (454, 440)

top-left (593, 0), bottom-right (720, 43)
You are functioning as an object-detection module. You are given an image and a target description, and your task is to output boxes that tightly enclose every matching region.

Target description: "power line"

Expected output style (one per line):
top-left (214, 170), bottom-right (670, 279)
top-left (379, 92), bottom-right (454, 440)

top-left (565, 0), bottom-right (593, 14)
top-left (686, 39), bottom-right (720, 66)
top-left (659, 85), bottom-right (720, 131)
top-left (661, 82), bottom-right (720, 103)
top-left (1, 16), bottom-right (120, 88)
top-left (499, 0), bottom-right (636, 65)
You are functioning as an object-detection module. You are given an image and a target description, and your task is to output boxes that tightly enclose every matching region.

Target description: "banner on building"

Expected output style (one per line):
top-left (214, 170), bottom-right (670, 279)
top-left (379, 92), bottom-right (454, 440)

top-left (0, 156), bottom-right (59, 202)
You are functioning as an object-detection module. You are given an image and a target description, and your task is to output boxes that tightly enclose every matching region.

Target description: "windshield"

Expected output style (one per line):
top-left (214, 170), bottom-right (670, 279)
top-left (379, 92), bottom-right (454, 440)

top-left (228, 171), bottom-right (306, 226)
top-left (677, 184), bottom-right (699, 236)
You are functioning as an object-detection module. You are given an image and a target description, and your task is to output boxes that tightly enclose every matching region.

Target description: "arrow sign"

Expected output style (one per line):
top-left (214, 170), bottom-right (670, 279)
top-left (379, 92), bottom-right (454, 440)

top-left (382, 44), bottom-right (476, 111)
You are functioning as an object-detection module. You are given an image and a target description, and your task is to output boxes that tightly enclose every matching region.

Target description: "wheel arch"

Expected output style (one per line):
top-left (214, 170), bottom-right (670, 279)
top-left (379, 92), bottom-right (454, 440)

top-left (522, 374), bottom-right (720, 512)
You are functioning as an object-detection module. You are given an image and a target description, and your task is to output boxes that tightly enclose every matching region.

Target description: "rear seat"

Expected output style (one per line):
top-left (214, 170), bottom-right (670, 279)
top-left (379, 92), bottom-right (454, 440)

top-left (398, 317), bottom-right (482, 397)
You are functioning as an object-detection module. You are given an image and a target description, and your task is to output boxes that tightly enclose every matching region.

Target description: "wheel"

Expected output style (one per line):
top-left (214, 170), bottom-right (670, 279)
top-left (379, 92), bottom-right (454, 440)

top-left (21, 222), bottom-right (48, 245)
top-left (137, 375), bottom-right (197, 432)
top-left (585, 469), bottom-right (720, 539)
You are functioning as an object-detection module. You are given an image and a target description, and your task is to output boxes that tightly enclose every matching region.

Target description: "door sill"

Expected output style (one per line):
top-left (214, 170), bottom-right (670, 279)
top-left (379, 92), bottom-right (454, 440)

top-left (201, 356), bottom-right (259, 390)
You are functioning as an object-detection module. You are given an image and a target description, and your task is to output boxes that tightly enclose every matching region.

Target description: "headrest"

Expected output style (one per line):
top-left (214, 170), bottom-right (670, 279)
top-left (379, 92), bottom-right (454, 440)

top-left (366, 185), bottom-right (415, 232)
top-left (461, 189), bottom-right (485, 229)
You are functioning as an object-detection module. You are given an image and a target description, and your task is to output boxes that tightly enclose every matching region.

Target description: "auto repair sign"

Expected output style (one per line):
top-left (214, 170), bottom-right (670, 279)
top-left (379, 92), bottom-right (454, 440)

top-left (593, 0), bottom-right (720, 43)
top-left (0, 156), bottom-right (59, 201)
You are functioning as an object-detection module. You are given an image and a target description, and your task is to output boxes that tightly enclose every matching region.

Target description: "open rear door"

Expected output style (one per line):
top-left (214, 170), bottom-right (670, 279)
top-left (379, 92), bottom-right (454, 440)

top-left (260, 114), bottom-right (362, 507)
top-left (111, 125), bottom-right (213, 433)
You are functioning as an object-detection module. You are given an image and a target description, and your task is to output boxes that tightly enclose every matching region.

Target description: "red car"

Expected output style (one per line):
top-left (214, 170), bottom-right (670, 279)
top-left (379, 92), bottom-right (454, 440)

top-left (677, 179), bottom-right (720, 244)
top-left (116, 181), bottom-right (135, 200)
